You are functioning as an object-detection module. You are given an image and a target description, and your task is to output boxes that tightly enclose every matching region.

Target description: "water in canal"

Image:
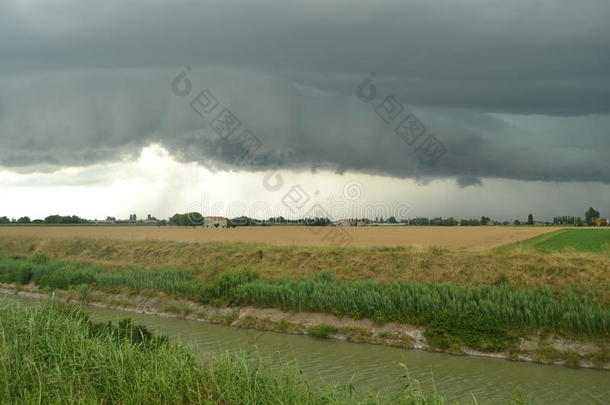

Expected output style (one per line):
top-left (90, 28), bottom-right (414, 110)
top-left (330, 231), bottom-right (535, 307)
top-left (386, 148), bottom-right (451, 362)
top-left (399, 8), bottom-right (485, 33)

top-left (3, 294), bottom-right (609, 404)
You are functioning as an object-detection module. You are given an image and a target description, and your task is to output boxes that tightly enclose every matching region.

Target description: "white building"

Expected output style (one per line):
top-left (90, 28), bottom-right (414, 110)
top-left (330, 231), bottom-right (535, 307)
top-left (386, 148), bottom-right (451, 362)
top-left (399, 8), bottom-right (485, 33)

top-left (335, 219), bottom-right (354, 226)
top-left (203, 216), bottom-right (229, 228)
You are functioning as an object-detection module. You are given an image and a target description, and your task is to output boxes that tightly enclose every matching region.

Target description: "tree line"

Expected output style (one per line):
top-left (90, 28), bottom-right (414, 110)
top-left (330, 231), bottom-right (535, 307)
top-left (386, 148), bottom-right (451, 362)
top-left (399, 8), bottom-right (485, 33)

top-left (0, 215), bottom-right (88, 224)
top-left (2, 207), bottom-right (607, 227)
top-left (0, 214), bottom-right (164, 225)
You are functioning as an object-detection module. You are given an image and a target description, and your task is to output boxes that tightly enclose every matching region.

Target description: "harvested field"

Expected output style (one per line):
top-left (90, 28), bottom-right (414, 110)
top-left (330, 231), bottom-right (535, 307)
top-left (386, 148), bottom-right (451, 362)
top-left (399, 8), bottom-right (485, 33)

top-left (0, 225), bottom-right (562, 250)
top-left (2, 235), bottom-right (609, 304)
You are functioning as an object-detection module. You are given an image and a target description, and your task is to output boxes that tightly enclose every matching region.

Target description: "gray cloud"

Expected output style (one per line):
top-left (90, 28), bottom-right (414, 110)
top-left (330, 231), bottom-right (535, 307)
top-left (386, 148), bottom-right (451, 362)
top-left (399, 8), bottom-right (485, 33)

top-left (1, 0), bottom-right (609, 184)
top-left (456, 176), bottom-right (484, 188)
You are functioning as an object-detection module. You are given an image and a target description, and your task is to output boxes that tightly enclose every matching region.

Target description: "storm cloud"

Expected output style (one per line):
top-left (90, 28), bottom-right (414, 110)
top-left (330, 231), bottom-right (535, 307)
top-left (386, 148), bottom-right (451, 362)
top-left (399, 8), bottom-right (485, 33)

top-left (1, 0), bottom-right (609, 184)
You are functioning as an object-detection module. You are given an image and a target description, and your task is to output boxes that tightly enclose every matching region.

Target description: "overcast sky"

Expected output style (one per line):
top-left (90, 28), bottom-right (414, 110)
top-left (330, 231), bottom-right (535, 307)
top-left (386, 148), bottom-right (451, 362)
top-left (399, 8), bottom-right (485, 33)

top-left (1, 0), bottom-right (610, 221)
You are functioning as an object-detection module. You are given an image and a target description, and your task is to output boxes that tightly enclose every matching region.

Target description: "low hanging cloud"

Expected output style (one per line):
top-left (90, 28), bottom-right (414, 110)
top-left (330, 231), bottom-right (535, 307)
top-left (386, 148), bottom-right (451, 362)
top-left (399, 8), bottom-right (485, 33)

top-left (1, 0), bottom-right (609, 184)
top-left (456, 176), bottom-right (484, 188)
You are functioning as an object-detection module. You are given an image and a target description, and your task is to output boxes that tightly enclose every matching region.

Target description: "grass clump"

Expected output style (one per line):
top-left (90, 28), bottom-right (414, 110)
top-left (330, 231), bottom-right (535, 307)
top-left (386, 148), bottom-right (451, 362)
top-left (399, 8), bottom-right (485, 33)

top-left (205, 270), bottom-right (259, 305)
top-left (0, 257), bottom-right (33, 284)
top-left (88, 318), bottom-right (169, 348)
top-left (307, 324), bottom-right (338, 339)
top-left (424, 311), bottom-right (515, 352)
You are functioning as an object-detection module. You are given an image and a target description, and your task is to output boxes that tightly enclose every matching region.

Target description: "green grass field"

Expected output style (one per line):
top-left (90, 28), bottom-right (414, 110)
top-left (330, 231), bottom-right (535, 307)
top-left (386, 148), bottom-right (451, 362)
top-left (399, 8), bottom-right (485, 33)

top-left (521, 229), bottom-right (610, 253)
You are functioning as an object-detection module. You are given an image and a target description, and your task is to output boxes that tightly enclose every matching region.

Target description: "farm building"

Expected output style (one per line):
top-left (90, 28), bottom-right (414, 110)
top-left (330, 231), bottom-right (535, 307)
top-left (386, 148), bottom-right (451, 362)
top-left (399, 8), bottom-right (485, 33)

top-left (336, 219), bottom-right (354, 226)
top-left (335, 219), bottom-right (368, 227)
top-left (203, 216), bottom-right (229, 228)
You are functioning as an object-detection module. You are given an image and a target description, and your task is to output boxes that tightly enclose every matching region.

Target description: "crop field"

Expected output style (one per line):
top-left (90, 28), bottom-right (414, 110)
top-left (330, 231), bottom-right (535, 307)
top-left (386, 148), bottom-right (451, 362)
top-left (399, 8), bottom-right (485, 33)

top-left (515, 229), bottom-right (610, 253)
top-left (1, 232), bottom-right (610, 305)
top-left (0, 225), bottom-right (563, 250)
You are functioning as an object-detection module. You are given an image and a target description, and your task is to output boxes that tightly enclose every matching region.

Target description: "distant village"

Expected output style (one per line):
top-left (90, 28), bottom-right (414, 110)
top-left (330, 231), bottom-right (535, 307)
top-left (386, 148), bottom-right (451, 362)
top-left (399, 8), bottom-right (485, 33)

top-left (1, 207), bottom-right (608, 228)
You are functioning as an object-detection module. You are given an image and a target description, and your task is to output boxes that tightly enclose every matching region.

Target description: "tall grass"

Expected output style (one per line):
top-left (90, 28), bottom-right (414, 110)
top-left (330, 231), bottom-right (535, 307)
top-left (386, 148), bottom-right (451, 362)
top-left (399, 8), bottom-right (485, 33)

top-left (0, 301), bottom-right (451, 404)
top-left (0, 255), bottom-right (200, 298)
top-left (231, 275), bottom-right (610, 337)
top-left (1, 255), bottom-right (608, 337)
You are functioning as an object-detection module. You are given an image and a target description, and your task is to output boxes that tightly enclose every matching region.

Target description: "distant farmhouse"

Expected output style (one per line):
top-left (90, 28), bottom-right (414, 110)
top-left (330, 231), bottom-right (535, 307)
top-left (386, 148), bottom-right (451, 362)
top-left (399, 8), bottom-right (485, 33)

top-left (203, 216), bottom-right (229, 228)
top-left (336, 219), bottom-right (368, 227)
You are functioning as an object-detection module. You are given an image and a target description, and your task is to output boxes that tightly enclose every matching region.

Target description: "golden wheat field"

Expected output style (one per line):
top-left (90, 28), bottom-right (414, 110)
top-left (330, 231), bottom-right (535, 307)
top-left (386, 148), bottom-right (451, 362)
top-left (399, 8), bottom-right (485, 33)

top-left (0, 225), bottom-right (562, 250)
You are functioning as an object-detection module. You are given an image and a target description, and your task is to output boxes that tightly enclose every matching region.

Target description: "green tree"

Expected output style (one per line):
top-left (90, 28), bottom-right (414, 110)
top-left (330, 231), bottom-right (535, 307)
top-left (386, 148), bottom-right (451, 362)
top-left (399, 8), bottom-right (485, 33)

top-left (585, 207), bottom-right (600, 226)
top-left (527, 214), bottom-right (534, 225)
top-left (461, 219), bottom-right (481, 226)
top-left (45, 215), bottom-right (85, 224)
top-left (231, 216), bottom-right (256, 226)
top-left (169, 212), bottom-right (203, 226)
top-left (16, 216), bottom-right (31, 224)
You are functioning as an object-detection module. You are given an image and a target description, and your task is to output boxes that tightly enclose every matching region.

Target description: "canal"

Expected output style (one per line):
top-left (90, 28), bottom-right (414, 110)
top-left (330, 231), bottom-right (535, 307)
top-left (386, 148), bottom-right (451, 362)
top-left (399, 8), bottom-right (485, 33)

top-left (2, 294), bottom-right (609, 404)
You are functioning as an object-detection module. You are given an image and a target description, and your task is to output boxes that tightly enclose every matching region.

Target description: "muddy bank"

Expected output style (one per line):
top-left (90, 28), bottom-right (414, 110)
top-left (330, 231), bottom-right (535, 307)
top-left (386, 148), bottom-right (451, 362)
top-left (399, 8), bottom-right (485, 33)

top-left (1, 284), bottom-right (608, 370)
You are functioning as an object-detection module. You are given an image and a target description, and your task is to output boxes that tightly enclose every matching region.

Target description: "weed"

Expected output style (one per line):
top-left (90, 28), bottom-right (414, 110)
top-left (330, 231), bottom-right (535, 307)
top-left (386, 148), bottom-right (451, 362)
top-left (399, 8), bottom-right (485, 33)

top-left (424, 311), bottom-right (515, 352)
top-left (307, 324), bottom-right (338, 339)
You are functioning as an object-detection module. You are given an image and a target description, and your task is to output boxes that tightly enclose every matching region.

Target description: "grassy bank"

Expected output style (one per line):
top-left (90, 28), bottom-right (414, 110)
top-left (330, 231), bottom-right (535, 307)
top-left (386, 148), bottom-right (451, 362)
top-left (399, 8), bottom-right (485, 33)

top-left (0, 300), bottom-right (460, 404)
top-left (1, 236), bottom-right (609, 305)
top-left (1, 254), bottom-right (608, 348)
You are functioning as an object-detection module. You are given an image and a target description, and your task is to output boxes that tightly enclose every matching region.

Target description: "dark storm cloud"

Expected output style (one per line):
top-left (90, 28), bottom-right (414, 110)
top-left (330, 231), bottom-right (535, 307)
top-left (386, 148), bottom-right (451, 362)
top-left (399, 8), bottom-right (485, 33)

top-left (1, 0), bottom-right (609, 183)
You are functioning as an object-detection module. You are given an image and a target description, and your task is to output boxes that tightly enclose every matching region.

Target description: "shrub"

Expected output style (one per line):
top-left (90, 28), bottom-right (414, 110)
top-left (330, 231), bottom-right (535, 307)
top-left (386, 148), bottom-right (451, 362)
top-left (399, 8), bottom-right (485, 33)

top-left (208, 271), bottom-right (259, 305)
top-left (424, 311), bottom-right (515, 352)
top-left (0, 258), bottom-right (33, 284)
top-left (31, 253), bottom-right (49, 264)
top-left (32, 262), bottom-right (97, 290)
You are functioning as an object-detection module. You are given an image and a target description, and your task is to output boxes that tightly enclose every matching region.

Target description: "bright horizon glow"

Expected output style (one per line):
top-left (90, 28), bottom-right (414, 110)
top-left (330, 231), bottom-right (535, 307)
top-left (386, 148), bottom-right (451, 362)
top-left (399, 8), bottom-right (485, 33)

top-left (1, 145), bottom-right (609, 222)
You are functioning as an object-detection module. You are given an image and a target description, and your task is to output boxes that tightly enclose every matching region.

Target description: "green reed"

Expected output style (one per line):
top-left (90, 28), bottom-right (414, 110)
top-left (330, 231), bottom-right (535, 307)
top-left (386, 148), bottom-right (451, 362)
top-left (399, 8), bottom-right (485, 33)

top-left (0, 301), bottom-right (453, 404)
top-left (0, 255), bottom-right (608, 338)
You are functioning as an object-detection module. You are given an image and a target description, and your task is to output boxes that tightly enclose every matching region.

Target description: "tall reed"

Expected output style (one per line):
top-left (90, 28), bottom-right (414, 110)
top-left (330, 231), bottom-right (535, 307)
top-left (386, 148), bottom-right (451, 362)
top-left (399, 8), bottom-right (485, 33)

top-left (1, 255), bottom-right (608, 337)
top-left (0, 301), bottom-right (453, 404)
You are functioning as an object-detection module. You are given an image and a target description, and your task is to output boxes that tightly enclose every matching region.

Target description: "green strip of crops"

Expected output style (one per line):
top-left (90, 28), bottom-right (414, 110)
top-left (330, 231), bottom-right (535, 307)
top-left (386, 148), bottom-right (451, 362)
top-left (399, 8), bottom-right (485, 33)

top-left (528, 229), bottom-right (610, 253)
top-left (1, 255), bottom-right (608, 338)
top-left (0, 300), bottom-right (457, 404)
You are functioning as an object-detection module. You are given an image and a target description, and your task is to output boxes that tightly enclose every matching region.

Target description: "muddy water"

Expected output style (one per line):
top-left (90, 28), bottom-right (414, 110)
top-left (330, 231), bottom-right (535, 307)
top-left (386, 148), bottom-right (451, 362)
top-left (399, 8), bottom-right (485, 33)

top-left (3, 294), bottom-right (609, 404)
